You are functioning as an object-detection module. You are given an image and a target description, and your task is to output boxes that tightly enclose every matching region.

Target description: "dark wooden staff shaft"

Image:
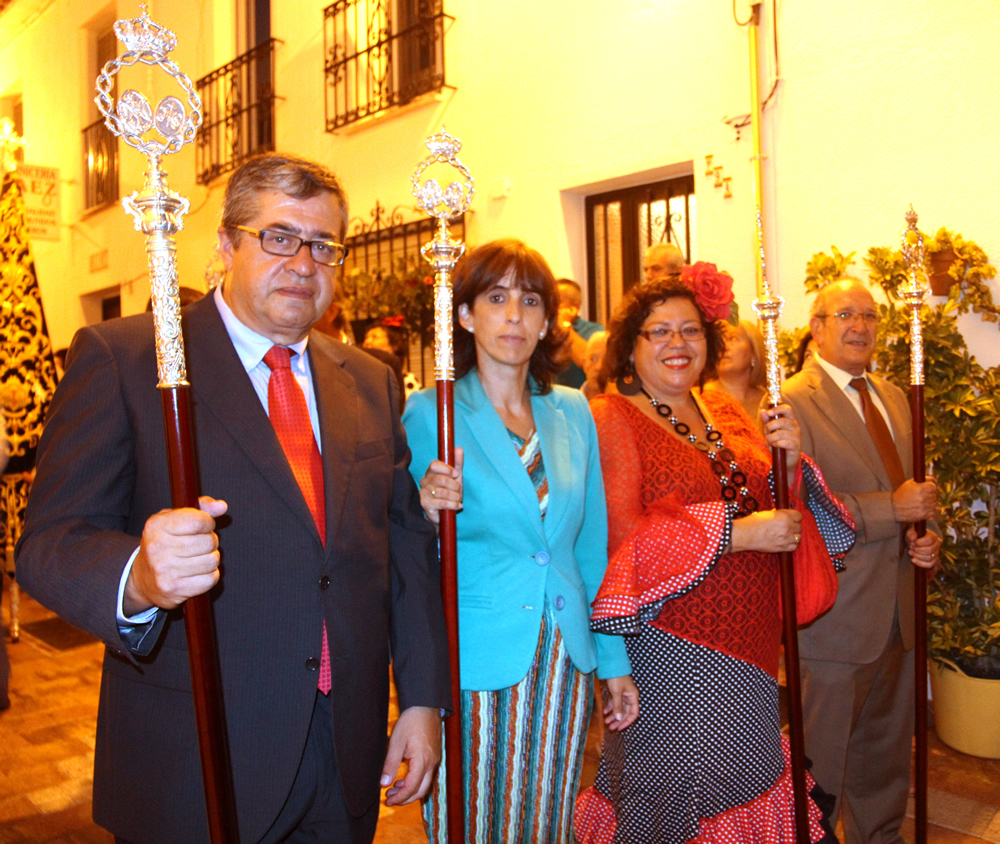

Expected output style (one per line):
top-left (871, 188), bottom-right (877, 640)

top-left (436, 380), bottom-right (465, 843)
top-left (773, 444), bottom-right (811, 843)
top-left (911, 384), bottom-right (928, 844)
top-left (161, 387), bottom-right (240, 844)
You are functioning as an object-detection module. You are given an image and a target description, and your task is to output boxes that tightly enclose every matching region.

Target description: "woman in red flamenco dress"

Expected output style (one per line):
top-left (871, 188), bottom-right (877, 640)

top-left (575, 273), bottom-right (855, 844)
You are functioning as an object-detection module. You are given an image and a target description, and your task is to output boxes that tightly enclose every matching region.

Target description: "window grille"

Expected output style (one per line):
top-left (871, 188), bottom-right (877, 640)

top-left (324, 0), bottom-right (451, 132)
top-left (342, 201), bottom-right (465, 381)
top-left (195, 39), bottom-right (281, 185)
top-left (586, 176), bottom-right (696, 326)
top-left (82, 118), bottom-right (118, 211)
top-left (83, 28), bottom-right (119, 211)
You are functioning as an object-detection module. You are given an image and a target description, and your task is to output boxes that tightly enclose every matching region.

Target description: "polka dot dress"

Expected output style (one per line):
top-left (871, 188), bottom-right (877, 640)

top-left (576, 394), bottom-right (844, 844)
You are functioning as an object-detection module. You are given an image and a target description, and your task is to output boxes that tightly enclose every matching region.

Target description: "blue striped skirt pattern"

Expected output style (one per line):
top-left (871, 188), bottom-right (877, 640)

top-left (423, 606), bottom-right (594, 843)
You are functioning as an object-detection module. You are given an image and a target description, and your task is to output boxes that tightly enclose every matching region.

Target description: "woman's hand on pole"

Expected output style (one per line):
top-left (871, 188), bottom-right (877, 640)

top-left (418, 447), bottom-right (464, 525)
top-left (761, 402), bottom-right (801, 478)
top-left (603, 675), bottom-right (640, 731)
top-left (730, 508), bottom-right (803, 555)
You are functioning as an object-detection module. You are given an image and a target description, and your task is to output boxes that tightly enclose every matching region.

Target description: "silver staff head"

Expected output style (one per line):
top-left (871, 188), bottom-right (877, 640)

top-left (95, 5), bottom-right (201, 161)
top-left (411, 129), bottom-right (474, 382)
top-left (751, 207), bottom-right (784, 407)
top-left (900, 206), bottom-right (928, 386)
top-left (94, 5), bottom-right (203, 389)
top-left (411, 129), bottom-right (475, 221)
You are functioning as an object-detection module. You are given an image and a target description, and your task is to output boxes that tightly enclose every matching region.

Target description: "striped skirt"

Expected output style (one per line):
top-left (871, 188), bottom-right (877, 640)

top-left (423, 605), bottom-right (594, 843)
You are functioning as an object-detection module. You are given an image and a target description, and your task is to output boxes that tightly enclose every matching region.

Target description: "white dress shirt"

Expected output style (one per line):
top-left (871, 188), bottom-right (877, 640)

top-left (814, 353), bottom-right (897, 442)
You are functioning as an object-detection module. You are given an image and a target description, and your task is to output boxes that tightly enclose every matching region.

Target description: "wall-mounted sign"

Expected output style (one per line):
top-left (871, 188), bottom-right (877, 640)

top-left (15, 163), bottom-right (60, 241)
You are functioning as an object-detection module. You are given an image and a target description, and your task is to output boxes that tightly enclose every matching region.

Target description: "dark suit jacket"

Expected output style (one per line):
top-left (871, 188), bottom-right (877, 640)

top-left (782, 358), bottom-right (914, 663)
top-left (16, 295), bottom-right (451, 843)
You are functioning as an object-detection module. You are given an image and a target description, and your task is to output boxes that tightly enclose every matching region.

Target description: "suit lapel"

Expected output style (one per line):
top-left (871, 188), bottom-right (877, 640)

top-left (184, 296), bottom-right (323, 546)
top-left (309, 334), bottom-right (356, 559)
top-left (533, 391), bottom-right (570, 540)
top-left (804, 360), bottom-right (892, 490)
top-left (456, 373), bottom-right (545, 544)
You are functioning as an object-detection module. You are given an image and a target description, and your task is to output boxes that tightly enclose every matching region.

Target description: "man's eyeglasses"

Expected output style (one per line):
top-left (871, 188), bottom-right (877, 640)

top-left (816, 310), bottom-right (879, 327)
top-left (235, 226), bottom-right (349, 267)
top-left (638, 325), bottom-right (706, 345)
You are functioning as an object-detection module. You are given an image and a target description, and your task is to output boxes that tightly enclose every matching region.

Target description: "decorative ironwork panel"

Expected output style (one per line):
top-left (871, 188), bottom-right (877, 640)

top-left (341, 201), bottom-right (464, 380)
top-left (324, 0), bottom-right (451, 132)
top-left (195, 39), bottom-right (280, 185)
top-left (82, 117), bottom-right (119, 210)
top-left (586, 175), bottom-right (695, 326)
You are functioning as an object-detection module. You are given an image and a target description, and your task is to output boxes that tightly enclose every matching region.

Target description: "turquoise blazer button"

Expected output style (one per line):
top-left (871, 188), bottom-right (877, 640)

top-left (554, 595), bottom-right (566, 610)
top-left (535, 551), bottom-right (550, 566)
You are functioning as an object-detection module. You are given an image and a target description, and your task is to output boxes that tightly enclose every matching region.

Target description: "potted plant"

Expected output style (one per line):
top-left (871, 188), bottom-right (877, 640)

top-left (795, 241), bottom-right (1000, 757)
top-left (923, 227), bottom-right (999, 307)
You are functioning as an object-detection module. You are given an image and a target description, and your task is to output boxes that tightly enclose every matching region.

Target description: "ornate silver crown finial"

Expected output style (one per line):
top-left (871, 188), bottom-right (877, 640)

top-left (114, 4), bottom-right (178, 56)
top-left (411, 127), bottom-right (475, 221)
top-left (425, 128), bottom-right (461, 159)
top-left (901, 204), bottom-right (926, 271)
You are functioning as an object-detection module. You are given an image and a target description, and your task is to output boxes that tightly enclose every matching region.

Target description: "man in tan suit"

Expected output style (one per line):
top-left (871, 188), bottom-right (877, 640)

top-left (782, 279), bottom-right (940, 844)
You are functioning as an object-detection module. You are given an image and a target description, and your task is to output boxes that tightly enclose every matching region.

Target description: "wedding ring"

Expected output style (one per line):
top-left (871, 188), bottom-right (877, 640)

top-left (794, 535), bottom-right (801, 544)
top-left (431, 488), bottom-right (437, 497)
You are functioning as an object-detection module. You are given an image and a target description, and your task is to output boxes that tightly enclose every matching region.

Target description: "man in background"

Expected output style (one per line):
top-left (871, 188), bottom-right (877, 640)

top-left (642, 242), bottom-right (685, 282)
top-left (555, 278), bottom-right (603, 389)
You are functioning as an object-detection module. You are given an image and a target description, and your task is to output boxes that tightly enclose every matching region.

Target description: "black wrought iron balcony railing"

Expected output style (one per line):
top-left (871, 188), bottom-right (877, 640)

top-left (195, 39), bottom-right (281, 186)
top-left (82, 118), bottom-right (119, 211)
top-left (324, 0), bottom-right (452, 132)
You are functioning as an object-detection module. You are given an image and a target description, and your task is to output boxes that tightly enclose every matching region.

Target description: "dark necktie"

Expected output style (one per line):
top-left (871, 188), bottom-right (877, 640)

top-left (850, 377), bottom-right (905, 490)
top-left (264, 345), bottom-right (331, 694)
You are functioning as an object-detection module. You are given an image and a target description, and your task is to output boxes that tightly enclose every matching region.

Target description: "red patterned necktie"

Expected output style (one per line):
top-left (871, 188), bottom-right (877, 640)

top-left (850, 377), bottom-right (905, 490)
top-left (264, 345), bottom-right (331, 694)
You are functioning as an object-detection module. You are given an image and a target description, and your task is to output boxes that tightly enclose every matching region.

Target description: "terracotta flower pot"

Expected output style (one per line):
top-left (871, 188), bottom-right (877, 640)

top-left (928, 248), bottom-right (959, 296)
top-left (929, 657), bottom-right (1000, 759)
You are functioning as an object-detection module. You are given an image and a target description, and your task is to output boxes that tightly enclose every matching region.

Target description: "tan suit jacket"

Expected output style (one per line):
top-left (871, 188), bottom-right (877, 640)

top-left (782, 358), bottom-right (914, 663)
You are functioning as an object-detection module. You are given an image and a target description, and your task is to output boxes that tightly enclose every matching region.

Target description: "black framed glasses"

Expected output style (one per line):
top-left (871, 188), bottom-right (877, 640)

top-left (235, 226), bottom-right (349, 267)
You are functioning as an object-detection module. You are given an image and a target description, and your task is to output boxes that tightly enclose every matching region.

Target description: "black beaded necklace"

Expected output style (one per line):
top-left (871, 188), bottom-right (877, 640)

top-left (639, 387), bottom-right (760, 516)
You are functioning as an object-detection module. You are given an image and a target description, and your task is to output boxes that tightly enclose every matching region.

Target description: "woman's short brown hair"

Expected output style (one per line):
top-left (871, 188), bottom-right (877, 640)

top-left (453, 239), bottom-right (566, 394)
top-left (601, 278), bottom-right (726, 389)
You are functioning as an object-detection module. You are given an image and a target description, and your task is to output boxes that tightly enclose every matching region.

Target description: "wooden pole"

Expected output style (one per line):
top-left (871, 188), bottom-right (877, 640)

top-left (774, 448), bottom-right (811, 844)
top-left (912, 385), bottom-right (928, 844)
top-left (747, 5), bottom-right (810, 840)
top-left (437, 381), bottom-right (464, 844)
top-left (161, 388), bottom-right (240, 843)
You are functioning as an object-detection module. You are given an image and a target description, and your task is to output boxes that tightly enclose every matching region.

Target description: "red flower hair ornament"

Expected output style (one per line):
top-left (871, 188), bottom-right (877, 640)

top-left (680, 262), bottom-right (736, 322)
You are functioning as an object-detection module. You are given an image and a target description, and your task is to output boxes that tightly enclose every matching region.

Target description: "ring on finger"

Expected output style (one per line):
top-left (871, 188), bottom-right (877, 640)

top-left (430, 488), bottom-right (437, 497)
top-left (794, 535), bottom-right (801, 544)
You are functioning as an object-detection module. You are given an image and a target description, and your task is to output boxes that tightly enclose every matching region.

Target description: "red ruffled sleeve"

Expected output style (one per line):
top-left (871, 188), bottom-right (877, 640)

top-left (590, 395), bottom-right (733, 633)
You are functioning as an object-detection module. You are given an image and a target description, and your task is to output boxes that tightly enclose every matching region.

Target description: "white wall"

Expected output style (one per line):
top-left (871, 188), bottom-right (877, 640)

top-left (1, 0), bottom-right (997, 366)
top-left (763, 0), bottom-right (1000, 366)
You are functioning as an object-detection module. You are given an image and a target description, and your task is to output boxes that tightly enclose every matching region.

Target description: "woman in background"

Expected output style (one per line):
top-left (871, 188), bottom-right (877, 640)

top-left (703, 319), bottom-right (768, 422)
top-left (404, 239), bottom-right (638, 843)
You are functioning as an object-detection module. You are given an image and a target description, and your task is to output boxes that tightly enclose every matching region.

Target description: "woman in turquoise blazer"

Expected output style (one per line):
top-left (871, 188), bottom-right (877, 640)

top-left (402, 239), bottom-right (637, 844)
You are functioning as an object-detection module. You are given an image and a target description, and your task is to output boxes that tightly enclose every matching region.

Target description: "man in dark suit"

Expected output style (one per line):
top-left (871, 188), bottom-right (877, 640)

top-left (16, 153), bottom-right (451, 844)
top-left (782, 279), bottom-right (940, 844)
